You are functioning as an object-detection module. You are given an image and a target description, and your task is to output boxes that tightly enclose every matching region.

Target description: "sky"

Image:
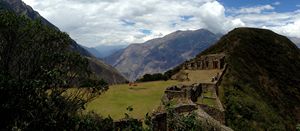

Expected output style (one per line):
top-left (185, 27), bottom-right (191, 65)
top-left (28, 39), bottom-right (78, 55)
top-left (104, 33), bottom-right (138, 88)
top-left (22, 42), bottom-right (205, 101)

top-left (22, 0), bottom-right (300, 47)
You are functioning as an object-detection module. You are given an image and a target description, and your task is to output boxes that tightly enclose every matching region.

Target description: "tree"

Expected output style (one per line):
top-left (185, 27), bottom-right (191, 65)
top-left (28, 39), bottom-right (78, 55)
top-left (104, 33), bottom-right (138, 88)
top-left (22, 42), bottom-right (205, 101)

top-left (0, 11), bottom-right (109, 130)
top-left (137, 73), bottom-right (168, 82)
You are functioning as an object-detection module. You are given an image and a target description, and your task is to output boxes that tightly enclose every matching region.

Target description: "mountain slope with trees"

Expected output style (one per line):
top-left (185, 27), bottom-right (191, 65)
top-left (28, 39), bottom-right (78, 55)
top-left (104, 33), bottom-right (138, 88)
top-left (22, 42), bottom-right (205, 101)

top-left (0, 0), bottom-right (127, 84)
top-left (0, 11), bottom-right (117, 130)
top-left (290, 37), bottom-right (300, 48)
top-left (170, 27), bottom-right (300, 130)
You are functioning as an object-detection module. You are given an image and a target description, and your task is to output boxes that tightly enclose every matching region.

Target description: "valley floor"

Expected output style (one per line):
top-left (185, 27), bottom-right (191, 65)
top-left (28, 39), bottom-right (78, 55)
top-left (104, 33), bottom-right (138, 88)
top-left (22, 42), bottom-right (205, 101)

top-left (86, 80), bottom-right (179, 120)
top-left (86, 69), bottom-right (223, 120)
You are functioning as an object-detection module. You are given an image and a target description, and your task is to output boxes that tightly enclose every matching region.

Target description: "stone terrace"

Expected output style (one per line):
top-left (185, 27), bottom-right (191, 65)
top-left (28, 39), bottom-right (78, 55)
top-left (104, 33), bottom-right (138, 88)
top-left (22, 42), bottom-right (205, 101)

top-left (150, 53), bottom-right (231, 131)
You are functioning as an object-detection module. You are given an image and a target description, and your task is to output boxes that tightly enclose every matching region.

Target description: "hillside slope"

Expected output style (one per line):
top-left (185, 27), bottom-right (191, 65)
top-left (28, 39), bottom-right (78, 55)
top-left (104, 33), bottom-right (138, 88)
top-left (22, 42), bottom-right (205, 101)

top-left (195, 28), bottom-right (300, 130)
top-left (290, 37), bottom-right (300, 48)
top-left (105, 29), bottom-right (220, 80)
top-left (0, 0), bottom-right (127, 84)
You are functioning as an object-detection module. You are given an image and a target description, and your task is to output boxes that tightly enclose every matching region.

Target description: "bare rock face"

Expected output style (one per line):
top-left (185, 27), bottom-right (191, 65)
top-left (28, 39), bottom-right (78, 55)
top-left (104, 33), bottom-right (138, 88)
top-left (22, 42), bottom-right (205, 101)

top-left (105, 29), bottom-right (221, 80)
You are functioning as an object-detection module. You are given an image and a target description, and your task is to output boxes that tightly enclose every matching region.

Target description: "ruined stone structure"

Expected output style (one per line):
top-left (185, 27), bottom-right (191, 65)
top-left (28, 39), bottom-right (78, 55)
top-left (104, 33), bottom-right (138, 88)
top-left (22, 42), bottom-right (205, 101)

top-left (151, 112), bottom-right (167, 131)
top-left (150, 54), bottom-right (231, 131)
top-left (183, 53), bottom-right (225, 70)
top-left (162, 84), bottom-right (203, 104)
top-left (174, 104), bottom-right (198, 113)
top-left (199, 104), bottom-right (225, 124)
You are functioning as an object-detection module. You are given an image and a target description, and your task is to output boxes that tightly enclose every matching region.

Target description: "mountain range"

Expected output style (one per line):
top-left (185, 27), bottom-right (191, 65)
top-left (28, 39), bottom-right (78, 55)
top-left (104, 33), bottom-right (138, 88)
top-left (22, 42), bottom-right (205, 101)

top-left (0, 0), bottom-right (127, 84)
top-left (105, 29), bottom-right (221, 80)
top-left (289, 37), bottom-right (300, 47)
top-left (84, 44), bottom-right (127, 58)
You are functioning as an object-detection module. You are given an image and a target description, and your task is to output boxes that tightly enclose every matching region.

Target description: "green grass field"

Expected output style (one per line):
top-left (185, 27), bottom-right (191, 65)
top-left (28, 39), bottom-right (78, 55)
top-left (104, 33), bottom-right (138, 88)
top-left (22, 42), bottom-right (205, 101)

top-left (86, 80), bottom-right (179, 120)
top-left (181, 69), bottom-right (222, 84)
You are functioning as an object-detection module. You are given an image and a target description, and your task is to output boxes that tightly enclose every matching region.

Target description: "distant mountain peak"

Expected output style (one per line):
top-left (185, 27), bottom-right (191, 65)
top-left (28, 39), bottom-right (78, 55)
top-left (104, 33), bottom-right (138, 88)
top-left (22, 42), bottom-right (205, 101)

top-left (105, 29), bottom-right (221, 80)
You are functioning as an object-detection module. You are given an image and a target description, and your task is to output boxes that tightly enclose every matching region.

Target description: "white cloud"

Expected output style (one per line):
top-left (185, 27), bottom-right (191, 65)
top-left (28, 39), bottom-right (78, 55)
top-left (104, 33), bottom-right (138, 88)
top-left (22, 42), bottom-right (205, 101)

top-left (272, 2), bottom-right (280, 6)
top-left (22, 0), bottom-right (300, 47)
top-left (265, 18), bottom-right (300, 38)
top-left (228, 5), bottom-right (274, 14)
top-left (230, 7), bottom-right (300, 38)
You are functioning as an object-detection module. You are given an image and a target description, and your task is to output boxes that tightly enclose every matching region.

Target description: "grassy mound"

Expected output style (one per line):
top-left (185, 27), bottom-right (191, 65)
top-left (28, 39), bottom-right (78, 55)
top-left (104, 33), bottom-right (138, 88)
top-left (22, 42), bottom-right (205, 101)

top-left (168, 27), bottom-right (300, 130)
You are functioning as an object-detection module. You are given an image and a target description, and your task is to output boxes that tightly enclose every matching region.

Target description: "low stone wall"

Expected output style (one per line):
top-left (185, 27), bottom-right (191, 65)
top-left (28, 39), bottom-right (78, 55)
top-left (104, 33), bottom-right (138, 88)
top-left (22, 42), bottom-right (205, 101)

top-left (164, 90), bottom-right (186, 100)
top-left (174, 104), bottom-right (198, 113)
top-left (150, 104), bottom-right (197, 131)
top-left (151, 112), bottom-right (167, 131)
top-left (216, 64), bottom-right (228, 87)
top-left (164, 84), bottom-right (203, 102)
top-left (190, 84), bottom-right (202, 102)
top-left (198, 104), bottom-right (225, 124)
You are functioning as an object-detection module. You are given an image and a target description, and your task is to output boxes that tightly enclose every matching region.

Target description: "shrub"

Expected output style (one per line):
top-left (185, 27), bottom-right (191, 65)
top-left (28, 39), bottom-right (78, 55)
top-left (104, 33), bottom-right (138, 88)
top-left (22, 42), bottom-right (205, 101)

top-left (137, 73), bottom-right (168, 82)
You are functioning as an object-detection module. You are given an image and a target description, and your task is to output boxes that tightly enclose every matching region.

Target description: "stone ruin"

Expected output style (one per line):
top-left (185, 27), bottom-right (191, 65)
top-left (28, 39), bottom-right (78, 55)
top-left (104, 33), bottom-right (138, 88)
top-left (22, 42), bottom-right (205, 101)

top-left (152, 82), bottom-right (228, 130)
top-left (151, 71), bottom-right (229, 130)
top-left (198, 104), bottom-right (225, 124)
top-left (183, 53), bottom-right (225, 70)
top-left (149, 53), bottom-right (231, 130)
top-left (162, 84), bottom-right (203, 104)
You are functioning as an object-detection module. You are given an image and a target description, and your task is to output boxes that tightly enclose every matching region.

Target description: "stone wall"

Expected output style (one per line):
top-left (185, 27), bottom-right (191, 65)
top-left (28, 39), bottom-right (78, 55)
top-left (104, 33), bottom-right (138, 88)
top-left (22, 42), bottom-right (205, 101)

top-left (183, 53), bottom-right (225, 70)
top-left (190, 84), bottom-right (202, 102)
top-left (174, 104), bottom-right (198, 113)
top-left (150, 104), bottom-right (197, 131)
top-left (198, 104), bottom-right (225, 124)
top-left (163, 84), bottom-right (203, 103)
top-left (164, 90), bottom-right (186, 99)
top-left (171, 70), bottom-right (189, 81)
top-left (151, 112), bottom-right (167, 131)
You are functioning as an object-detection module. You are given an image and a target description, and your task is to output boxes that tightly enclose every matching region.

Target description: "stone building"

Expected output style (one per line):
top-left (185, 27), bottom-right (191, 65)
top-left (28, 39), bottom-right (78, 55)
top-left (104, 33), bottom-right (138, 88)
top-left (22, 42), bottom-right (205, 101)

top-left (183, 53), bottom-right (225, 70)
top-left (162, 84), bottom-right (203, 104)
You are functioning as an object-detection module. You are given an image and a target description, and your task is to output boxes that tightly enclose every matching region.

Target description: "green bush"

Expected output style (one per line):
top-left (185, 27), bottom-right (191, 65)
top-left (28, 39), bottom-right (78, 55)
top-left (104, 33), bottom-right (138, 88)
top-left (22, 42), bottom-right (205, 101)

top-left (137, 73), bottom-right (168, 82)
top-left (72, 112), bottom-right (114, 131)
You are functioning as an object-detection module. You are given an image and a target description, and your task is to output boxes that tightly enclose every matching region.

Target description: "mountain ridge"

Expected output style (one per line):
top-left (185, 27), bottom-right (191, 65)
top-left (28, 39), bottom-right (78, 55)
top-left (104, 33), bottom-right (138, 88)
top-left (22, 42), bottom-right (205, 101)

top-left (105, 29), bottom-right (220, 80)
top-left (84, 45), bottom-right (127, 58)
top-left (289, 37), bottom-right (300, 48)
top-left (175, 27), bottom-right (300, 130)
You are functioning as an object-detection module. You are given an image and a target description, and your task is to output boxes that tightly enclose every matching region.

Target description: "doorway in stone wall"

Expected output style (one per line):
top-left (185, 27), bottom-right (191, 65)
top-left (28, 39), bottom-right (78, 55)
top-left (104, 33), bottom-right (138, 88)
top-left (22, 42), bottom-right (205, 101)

top-left (213, 61), bottom-right (218, 69)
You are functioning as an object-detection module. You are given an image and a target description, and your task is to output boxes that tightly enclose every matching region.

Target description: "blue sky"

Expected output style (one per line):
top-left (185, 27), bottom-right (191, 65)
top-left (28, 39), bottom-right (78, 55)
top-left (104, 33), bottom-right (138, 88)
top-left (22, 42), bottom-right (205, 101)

top-left (220, 0), bottom-right (299, 12)
top-left (23, 0), bottom-right (300, 47)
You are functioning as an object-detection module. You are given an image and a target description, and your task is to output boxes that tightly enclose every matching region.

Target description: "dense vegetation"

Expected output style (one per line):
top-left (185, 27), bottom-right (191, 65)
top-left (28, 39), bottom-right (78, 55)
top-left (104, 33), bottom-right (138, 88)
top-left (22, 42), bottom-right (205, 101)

top-left (201, 28), bottom-right (300, 130)
top-left (137, 73), bottom-right (168, 82)
top-left (0, 11), bottom-right (137, 130)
